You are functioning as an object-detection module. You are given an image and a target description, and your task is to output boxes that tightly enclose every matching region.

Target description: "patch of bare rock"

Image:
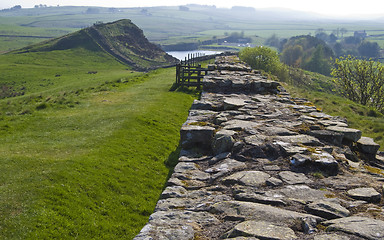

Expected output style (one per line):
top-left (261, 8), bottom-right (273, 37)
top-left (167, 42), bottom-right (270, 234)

top-left (135, 56), bottom-right (384, 240)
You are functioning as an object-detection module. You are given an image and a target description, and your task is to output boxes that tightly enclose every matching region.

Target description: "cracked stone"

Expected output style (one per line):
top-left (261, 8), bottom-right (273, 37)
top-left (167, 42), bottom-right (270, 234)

top-left (278, 171), bottom-right (312, 185)
top-left (223, 171), bottom-right (270, 187)
top-left (227, 221), bottom-right (297, 239)
top-left (347, 187), bottom-right (381, 203)
top-left (305, 200), bottom-right (350, 219)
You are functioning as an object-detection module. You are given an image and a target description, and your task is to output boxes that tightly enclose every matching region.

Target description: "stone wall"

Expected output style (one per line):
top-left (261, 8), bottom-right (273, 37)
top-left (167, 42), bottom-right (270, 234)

top-left (135, 56), bottom-right (384, 240)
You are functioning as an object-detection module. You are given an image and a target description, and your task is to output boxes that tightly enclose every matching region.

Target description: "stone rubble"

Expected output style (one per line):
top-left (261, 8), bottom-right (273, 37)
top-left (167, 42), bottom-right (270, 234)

top-left (135, 56), bottom-right (384, 240)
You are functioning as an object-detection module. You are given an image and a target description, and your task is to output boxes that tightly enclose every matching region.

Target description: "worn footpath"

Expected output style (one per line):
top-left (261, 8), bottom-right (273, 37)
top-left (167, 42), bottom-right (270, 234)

top-left (135, 56), bottom-right (384, 240)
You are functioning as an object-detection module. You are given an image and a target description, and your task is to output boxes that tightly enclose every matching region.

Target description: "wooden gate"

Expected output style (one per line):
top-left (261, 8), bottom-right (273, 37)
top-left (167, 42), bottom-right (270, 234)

top-left (175, 53), bottom-right (210, 89)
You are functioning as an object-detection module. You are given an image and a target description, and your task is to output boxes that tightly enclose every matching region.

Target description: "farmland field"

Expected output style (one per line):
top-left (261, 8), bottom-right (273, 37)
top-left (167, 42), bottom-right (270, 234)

top-left (1, 5), bottom-right (384, 52)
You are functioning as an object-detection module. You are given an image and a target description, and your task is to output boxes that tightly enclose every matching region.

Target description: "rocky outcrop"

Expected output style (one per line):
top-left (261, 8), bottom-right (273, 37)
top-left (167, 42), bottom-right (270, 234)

top-left (135, 56), bottom-right (384, 240)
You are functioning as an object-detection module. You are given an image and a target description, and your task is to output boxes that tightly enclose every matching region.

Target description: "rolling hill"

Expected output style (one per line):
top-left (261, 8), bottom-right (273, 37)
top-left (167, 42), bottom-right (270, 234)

top-left (14, 19), bottom-right (178, 71)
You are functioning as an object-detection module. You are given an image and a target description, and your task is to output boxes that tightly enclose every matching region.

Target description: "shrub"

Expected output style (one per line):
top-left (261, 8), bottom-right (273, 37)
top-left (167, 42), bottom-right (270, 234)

top-left (331, 56), bottom-right (384, 112)
top-left (239, 46), bottom-right (289, 81)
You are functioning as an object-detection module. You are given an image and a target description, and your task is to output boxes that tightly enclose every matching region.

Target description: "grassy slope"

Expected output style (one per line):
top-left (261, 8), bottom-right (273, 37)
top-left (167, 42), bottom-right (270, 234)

top-left (282, 73), bottom-right (384, 150)
top-left (0, 48), bottom-right (196, 239)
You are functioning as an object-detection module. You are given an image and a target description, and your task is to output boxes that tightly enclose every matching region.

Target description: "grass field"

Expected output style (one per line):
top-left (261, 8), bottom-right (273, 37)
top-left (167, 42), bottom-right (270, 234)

top-left (0, 47), bottom-right (197, 239)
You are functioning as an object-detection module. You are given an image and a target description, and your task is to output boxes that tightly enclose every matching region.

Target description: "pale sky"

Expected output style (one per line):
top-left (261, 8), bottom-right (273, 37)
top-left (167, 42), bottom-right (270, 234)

top-left (1, 0), bottom-right (384, 18)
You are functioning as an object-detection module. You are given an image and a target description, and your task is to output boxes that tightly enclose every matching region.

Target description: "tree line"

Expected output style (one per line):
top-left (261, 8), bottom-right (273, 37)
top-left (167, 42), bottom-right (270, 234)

top-left (240, 40), bottom-right (384, 112)
top-left (265, 31), bottom-right (382, 76)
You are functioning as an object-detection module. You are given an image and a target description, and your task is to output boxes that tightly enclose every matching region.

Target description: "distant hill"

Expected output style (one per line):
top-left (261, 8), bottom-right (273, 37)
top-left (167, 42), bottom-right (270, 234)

top-left (14, 19), bottom-right (178, 71)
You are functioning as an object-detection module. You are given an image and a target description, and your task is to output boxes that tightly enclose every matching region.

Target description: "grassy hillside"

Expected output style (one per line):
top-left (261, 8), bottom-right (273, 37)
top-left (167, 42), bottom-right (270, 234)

top-left (0, 22), bottom-right (197, 238)
top-left (13, 19), bottom-right (177, 70)
top-left (282, 70), bottom-right (384, 150)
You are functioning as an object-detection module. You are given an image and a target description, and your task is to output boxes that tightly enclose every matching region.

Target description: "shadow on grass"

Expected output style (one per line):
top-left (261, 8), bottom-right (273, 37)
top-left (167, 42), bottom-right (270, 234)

top-left (169, 83), bottom-right (202, 98)
top-left (164, 145), bottom-right (182, 186)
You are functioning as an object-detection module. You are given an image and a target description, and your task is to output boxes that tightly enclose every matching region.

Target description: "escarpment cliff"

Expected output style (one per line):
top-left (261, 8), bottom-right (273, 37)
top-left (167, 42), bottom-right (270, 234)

top-left (135, 56), bottom-right (384, 240)
top-left (15, 19), bottom-right (177, 71)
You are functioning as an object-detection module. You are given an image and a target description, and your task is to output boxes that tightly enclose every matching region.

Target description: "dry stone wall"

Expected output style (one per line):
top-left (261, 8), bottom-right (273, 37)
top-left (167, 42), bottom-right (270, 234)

top-left (135, 56), bottom-right (384, 240)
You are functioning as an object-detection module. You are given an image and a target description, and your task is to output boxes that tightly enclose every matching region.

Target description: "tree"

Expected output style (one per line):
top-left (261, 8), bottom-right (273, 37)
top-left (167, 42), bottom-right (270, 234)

top-left (281, 45), bottom-right (304, 67)
top-left (265, 34), bottom-right (280, 48)
top-left (358, 41), bottom-right (380, 59)
top-left (280, 35), bottom-right (334, 74)
top-left (304, 45), bottom-right (331, 75)
top-left (239, 46), bottom-right (288, 81)
top-left (340, 28), bottom-right (348, 38)
top-left (329, 33), bottom-right (337, 44)
top-left (331, 56), bottom-right (384, 111)
top-left (333, 42), bottom-right (343, 57)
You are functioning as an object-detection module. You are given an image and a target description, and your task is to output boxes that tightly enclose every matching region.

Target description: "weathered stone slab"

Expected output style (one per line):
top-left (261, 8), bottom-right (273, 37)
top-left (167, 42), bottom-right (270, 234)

top-left (326, 126), bottom-right (362, 142)
top-left (266, 185), bottom-right (329, 203)
top-left (357, 137), bottom-right (380, 154)
top-left (134, 210), bottom-right (220, 240)
top-left (190, 99), bottom-right (216, 110)
top-left (224, 97), bottom-right (247, 110)
top-left (178, 155), bottom-right (211, 162)
top-left (266, 177), bottom-right (283, 187)
top-left (244, 134), bottom-right (267, 146)
top-left (234, 191), bottom-right (286, 206)
top-left (212, 130), bottom-right (236, 154)
top-left (180, 124), bottom-right (215, 149)
top-left (276, 134), bottom-right (323, 146)
top-left (312, 151), bottom-right (339, 172)
top-left (309, 130), bottom-right (343, 146)
top-left (309, 111), bottom-right (333, 119)
top-left (314, 234), bottom-right (350, 240)
top-left (260, 126), bottom-right (297, 136)
top-left (168, 176), bottom-right (207, 190)
top-left (274, 141), bottom-right (308, 155)
top-left (227, 221), bottom-right (297, 239)
top-left (347, 187), bottom-right (381, 203)
top-left (205, 158), bottom-right (246, 174)
top-left (319, 120), bottom-right (348, 128)
top-left (210, 201), bottom-right (323, 224)
top-left (323, 216), bottom-right (384, 240)
top-left (223, 119), bottom-right (261, 131)
top-left (290, 153), bottom-right (311, 166)
top-left (305, 200), bottom-right (350, 219)
top-left (223, 171), bottom-right (270, 187)
top-left (278, 171), bottom-right (312, 185)
top-left (160, 186), bottom-right (188, 199)
top-left (155, 192), bottom-right (232, 212)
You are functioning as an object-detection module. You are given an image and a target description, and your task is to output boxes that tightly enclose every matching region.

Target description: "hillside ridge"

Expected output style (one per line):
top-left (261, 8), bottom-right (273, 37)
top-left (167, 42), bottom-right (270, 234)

top-left (13, 19), bottom-right (178, 71)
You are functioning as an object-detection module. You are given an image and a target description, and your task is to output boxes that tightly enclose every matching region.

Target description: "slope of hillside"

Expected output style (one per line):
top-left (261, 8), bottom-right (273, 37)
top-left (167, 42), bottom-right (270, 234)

top-left (14, 19), bottom-right (178, 71)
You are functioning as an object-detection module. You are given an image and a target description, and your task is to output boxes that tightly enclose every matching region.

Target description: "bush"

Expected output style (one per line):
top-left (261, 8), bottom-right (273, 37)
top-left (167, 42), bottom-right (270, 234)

top-left (239, 46), bottom-right (289, 81)
top-left (331, 56), bottom-right (384, 112)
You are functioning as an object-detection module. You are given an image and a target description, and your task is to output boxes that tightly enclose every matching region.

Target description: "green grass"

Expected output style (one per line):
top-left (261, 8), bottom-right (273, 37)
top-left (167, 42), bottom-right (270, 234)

top-left (0, 47), bottom-right (197, 238)
top-left (283, 78), bottom-right (384, 150)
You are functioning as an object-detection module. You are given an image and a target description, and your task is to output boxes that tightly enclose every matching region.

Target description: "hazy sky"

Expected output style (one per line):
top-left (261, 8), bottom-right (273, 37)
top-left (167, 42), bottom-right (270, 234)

top-left (1, 0), bottom-right (384, 17)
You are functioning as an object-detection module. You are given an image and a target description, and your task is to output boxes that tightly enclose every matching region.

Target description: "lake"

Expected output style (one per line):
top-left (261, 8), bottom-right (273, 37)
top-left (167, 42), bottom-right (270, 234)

top-left (167, 50), bottom-right (222, 60)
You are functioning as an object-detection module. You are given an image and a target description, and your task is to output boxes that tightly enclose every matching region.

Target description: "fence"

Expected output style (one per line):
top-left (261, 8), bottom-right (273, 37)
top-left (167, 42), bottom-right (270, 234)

top-left (175, 53), bottom-right (212, 88)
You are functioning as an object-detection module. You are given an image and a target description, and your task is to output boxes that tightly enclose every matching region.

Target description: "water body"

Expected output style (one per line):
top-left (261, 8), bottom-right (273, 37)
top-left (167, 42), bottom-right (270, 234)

top-left (167, 50), bottom-right (222, 60)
